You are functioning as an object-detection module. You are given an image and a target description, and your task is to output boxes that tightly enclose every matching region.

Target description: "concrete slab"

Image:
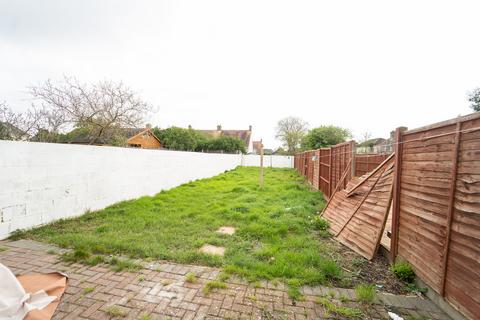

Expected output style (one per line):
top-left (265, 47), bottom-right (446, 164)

top-left (216, 226), bottom-right (236, 235)
top-left (199, 244), bottom-right (225, 256)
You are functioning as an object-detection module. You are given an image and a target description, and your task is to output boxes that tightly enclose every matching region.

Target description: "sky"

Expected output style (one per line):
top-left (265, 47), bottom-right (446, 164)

top-left (0, 0), bottom-right (479, 149)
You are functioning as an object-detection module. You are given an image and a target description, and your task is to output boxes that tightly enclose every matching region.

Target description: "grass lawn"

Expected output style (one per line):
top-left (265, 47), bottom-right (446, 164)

top-left (17, 167), bottom-right (350, 290)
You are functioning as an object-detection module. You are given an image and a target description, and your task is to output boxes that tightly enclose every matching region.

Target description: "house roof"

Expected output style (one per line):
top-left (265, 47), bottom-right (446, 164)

top-left (127, 128), bottom-right (162, 145)
top-left (197, 127), bottom-right (252, 146)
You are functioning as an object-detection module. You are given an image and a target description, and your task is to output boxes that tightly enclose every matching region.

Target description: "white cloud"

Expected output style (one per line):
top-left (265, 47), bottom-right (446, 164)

top-left (0, 0), bottom-right (478, 148)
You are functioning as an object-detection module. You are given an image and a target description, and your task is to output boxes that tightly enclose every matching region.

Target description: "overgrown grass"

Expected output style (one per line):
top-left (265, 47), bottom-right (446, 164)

top-left (15, 167), bottom-right (343, 288)
top-left (60, 248), bottom-right (141, 272)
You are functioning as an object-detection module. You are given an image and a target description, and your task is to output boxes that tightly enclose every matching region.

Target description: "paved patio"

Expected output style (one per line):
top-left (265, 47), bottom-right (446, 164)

top-left (0, 240), bottom-right (451, 320)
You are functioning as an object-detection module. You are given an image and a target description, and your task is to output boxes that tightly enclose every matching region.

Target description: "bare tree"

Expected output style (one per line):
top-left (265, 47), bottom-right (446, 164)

top-left (29, 76), bottom-right (152, 144)
top-left (275, 116), bottom-right (308, 153)
top-left (361, 131), bottom-right (372, 143)
top-left (0, 101), bottom-right (41, 140)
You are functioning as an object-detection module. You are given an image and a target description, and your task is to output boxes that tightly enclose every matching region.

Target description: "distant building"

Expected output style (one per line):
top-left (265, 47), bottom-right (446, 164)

top-left (252, 140), bottom-right (263, 154)
top-left (196, 125), bottom-right (253, 152)
top-left (67, 125), bottom-right (162, 149)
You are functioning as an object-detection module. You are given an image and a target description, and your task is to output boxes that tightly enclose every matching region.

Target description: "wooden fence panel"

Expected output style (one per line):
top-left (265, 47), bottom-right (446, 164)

top-left (392, 113), bottom-right (480, 320)
top-left (330, 141), bottom-right (354, 192)
top-left (355, 154), bottom-right (390, 176)
top-left (319, 148), bottom-right (331, 197)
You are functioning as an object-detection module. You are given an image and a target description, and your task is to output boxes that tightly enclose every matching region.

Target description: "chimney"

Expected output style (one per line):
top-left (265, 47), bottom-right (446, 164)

top-left (249, 125), bottom-right (252, 131)
top-left (146, 123), bottom-right (152, 129)
top-left (217, 125), bottom-right (222, 131)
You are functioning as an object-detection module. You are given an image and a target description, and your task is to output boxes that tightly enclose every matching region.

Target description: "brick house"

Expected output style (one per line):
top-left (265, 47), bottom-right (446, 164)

top-left (125, 125), bottom-right (162, 148)
top-left (196, 125), bottom-right (253, 152)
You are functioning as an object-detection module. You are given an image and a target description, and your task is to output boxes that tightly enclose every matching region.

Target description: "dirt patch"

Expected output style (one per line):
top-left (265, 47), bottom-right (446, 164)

top-left (334, 242), bottom-right (408, 295)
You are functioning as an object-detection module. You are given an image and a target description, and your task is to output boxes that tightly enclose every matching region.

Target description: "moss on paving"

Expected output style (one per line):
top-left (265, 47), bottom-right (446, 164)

top-left (16, 167), bottom-right (343, 287)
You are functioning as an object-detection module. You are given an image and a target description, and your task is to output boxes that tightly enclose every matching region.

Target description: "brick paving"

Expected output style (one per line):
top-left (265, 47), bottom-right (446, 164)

top-left (0, 240), bottom-right (452, 320)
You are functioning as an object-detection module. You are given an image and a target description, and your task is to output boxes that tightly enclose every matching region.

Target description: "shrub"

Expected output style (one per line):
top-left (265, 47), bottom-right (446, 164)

top-left (391, 262), bottom-right (415, 283)
top-left (355, 284), bottom-right (376, 304)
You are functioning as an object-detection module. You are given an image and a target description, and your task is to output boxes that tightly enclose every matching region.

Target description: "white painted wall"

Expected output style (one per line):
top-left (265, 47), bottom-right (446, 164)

top-left (241, 154), bottom-right (293, 168)
top-left (0, 141), bottom-right (243, 239)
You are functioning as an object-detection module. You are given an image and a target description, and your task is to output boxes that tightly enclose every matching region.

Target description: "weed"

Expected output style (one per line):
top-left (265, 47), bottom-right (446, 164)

top-left (315, 297), bottom-right (363, 318)
top-left (328, 290), bottom-right (336, 298)
top-left (185, 272), bottom-right (197, 283)
top-left (351, 257), bottom-right (366, 267)
top-left (286, 280), bottom-right (304, 301)
top-left (391, 262), bottom-right (415, 283)
top-left (86, 255), bottom-right (105, 266)
top-left (138, 314), bottom-right (151, 320)
top-left (61, 248), bottom-right (90, 263)
top-left (312, 216), bottom-right (329, 231)
top-left (83, 287), bottom-right (95, 294)
top-left (138, 275), bottom-right (146, 282)
top-left (161, 279), bottom-right (173, 285)
top-left (46, 249), bottom-right (56, 254)
top-left (8, 229), bottom-right (26, 241)
top-left (405, 283), bottom-right (428, 294)
top-left (355, 284), bottom-right (376, 304)
top-left (108, 257), bottom-right (142, 272)
top-left (406, 316), bottom-right (430, 320)
top-left (203, 281), bottom-right (227, 294)
top-left (339, 294), bottom-right (349, 303)
top-left (0, 246), bottom-right (8, 252)
top-left (218, 272), bottom-right (230, 282)
top-left (248, 295), bottom-right (257, 301)
top-left (105, 305), bottom-right (126, 318)
top-left (287, 285), bottom-right (304, 301)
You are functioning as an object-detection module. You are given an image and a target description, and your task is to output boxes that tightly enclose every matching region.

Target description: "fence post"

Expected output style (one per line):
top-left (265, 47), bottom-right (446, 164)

top-left (440, 121), bottom-right (461, 296)
top-left (351, 141), bottom-right (356, 178)
top-left (328, 148), bottom-right (333, 198)
top-left (259, 140), bottom-right (264, 188)
top-left (390, 127), bottom-right (406, 261)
